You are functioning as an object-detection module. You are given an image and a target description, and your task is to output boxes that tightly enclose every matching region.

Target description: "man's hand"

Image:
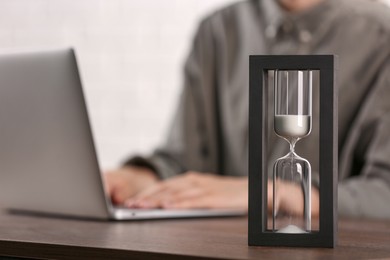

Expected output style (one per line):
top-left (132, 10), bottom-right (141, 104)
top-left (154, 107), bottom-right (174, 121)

top-left (121, 171), bottom-right (318, 218)
top-left (103, 166), bottom-right (159, 205)
top-left (269, 180), bottom-right (319, 218)
top-left (125, 172), bottom-right (248, 210)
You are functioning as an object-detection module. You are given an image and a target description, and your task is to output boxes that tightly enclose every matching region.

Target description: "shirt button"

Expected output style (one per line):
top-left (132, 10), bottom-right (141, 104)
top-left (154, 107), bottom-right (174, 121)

top-left (299, 30), bottom-right (312, 43)
top-left (282, 21), bottom-right (293, 33)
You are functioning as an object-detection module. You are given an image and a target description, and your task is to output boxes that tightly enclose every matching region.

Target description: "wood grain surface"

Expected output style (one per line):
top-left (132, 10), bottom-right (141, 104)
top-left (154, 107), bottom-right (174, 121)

top-left (0, 208), bottom-right (389, 260)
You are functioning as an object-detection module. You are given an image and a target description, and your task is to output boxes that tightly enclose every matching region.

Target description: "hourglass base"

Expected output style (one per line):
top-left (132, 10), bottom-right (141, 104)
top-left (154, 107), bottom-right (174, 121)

top-left (276, 224), bottom-right (307, 234)
top-left (273, 152), bottom-right (311, 233)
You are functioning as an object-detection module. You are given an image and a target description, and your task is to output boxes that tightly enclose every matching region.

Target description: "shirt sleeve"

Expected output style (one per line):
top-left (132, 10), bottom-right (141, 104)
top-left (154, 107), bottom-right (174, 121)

top-left (338, 57), bottom-right (390, 218)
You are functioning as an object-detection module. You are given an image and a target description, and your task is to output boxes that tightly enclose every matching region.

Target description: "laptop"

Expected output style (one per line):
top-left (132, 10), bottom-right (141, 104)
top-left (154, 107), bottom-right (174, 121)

top-left (0, 48), bottom-right (245, 220)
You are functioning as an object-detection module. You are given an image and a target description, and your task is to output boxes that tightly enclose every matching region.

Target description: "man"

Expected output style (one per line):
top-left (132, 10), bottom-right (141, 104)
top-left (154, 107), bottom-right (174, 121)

top-left (105, 0), bottom-right (390, 218)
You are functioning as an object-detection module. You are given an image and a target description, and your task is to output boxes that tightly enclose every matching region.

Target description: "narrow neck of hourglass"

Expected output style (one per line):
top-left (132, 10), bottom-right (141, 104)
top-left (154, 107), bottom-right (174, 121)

top-left (287, 138), bottom-right (299, 154)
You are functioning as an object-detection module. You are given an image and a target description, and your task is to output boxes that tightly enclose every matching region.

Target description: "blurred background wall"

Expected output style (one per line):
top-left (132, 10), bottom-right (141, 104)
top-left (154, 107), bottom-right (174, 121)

top-left (0, 0), bottom-right (235, 169)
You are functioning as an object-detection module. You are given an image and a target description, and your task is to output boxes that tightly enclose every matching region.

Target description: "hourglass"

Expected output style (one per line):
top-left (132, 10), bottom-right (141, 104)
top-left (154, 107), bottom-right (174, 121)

top-left (273, 70), bottom-right (312, 233)
top-left (248, 55), bottom-right (337, 247)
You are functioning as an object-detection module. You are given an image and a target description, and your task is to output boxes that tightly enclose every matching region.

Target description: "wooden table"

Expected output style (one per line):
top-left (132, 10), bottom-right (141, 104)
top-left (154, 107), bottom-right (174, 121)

top-left (0, 208), bottom-right (389, 260)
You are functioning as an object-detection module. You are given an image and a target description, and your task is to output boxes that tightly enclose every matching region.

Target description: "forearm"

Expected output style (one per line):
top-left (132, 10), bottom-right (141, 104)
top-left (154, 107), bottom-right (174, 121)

top-left (123, 152), bottom-right (185, 180)
top-left (338, 178), bottom-right (390, 219)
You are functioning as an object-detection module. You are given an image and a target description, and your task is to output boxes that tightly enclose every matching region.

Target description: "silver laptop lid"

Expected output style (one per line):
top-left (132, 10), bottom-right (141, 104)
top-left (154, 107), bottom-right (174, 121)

top-left (0, 48), bottom-right (110, 219)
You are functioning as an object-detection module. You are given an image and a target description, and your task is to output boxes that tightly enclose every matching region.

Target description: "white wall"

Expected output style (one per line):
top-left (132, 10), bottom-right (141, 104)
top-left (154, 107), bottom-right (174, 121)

top-left (0, 0), bottom-right (236, 169)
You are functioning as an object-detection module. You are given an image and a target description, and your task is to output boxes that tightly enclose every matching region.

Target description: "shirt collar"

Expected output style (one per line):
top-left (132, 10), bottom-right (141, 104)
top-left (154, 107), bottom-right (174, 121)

top-left (261, 0), bottom-right (284, 38)
top-left (260, 0), bottom-right (337, 39)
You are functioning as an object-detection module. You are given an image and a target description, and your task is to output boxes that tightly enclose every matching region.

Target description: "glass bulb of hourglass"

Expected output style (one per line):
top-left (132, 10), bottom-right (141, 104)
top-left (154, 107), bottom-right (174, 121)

top-left (273, 70), bottom-right (312, 234)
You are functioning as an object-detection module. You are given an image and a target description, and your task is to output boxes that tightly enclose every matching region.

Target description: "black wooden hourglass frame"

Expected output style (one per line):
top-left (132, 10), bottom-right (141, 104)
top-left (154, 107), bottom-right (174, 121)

top-left (248, 55), bottom-right (338, 247)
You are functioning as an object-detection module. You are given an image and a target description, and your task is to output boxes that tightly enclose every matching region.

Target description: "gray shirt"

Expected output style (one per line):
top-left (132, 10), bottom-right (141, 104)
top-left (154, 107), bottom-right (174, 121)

top-left (126, 0), bottom-right (390, 218)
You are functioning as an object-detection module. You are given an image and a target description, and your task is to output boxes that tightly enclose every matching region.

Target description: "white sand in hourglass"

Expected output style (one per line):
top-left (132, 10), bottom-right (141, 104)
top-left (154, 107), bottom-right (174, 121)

top-left (274, 115), bottom-right (311, 139)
